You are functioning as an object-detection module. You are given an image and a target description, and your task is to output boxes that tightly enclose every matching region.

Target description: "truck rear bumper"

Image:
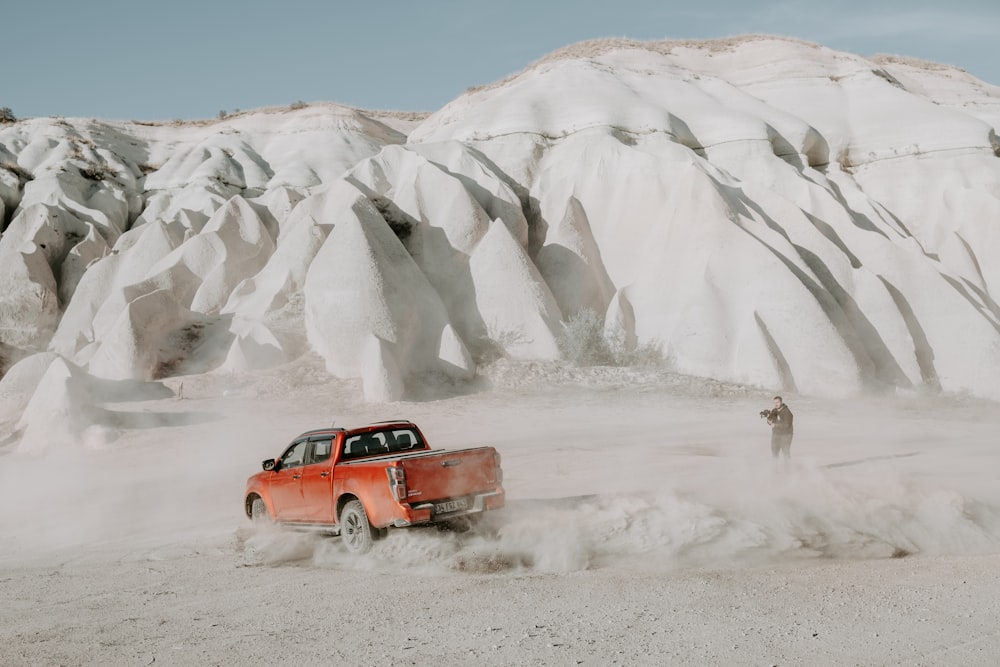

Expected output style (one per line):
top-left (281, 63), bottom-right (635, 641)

top-left (394, 489), bottom-right (505, 527)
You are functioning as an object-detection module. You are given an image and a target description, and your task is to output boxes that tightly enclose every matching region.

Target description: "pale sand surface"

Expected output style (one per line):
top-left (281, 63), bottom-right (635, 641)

top-left (2, 360), bottom-right (999, 665)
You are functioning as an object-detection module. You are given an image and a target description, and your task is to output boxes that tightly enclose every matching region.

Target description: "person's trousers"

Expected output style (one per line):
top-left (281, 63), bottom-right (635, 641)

top-left (771, 431), bottom-right (793, 459)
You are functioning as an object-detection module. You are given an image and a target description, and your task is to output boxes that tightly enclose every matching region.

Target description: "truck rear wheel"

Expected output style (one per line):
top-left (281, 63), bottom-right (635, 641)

top-left (340, 500), bottom-right (374, 554)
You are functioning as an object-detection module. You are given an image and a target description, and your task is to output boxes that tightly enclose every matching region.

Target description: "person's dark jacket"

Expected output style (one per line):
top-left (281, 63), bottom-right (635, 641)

top-left (768, 404), bottom-right (793, 434)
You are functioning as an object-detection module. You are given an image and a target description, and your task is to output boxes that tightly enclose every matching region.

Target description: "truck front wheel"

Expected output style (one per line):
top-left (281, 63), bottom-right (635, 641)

top-left (249, 496), bottom-right (269, 524)
top-left (340, 500), bottom-right (374, 554)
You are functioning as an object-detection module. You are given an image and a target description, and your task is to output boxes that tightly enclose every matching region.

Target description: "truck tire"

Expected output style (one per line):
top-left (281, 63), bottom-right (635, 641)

top-left (250, 496), bottom-right (269, 524)
top-left (340, 500), bottom-right (374, 554)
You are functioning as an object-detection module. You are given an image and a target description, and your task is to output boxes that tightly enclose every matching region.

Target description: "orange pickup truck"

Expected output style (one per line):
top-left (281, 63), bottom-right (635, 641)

top-left (244, 420), bottom-right (505, 553)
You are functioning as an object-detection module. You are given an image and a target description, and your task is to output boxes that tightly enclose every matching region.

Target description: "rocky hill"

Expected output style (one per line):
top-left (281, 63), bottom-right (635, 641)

top-left (3, 35), bottom-right (1000, 409)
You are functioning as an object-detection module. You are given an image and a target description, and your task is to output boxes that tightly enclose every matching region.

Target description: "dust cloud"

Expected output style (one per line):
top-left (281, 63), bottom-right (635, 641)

top-left (3, 362), bottom-right (999, 574)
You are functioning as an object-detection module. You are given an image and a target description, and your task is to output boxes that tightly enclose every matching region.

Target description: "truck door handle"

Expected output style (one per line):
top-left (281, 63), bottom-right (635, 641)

top-left (320, 471), bottom-right (330, 478)
top-left (292, 474), bottom-right (302, 479)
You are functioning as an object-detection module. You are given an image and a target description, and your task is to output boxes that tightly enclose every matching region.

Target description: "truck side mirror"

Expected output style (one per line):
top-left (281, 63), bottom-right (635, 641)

top-left (262, 458), bottom-right (276, 471)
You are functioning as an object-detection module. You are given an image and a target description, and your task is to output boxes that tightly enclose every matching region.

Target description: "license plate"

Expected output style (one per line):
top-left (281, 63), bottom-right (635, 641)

top-left (434, 498), bottom-right (468, 514)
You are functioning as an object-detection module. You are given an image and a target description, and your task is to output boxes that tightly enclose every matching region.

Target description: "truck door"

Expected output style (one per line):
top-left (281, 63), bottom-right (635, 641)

top-left (269, 439), bottom-right (309, 521)
top-left (299, 437), bottom-right (336, 523)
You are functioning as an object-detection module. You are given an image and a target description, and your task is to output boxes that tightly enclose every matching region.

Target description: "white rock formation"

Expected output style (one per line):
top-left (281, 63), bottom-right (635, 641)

top-left (0, 240), bottom-right (60, 349)
top-left (2, 37), bottom-right (999, 401)
top-left (410, 36), bottom-right (1000, 397)
top-left (360, 334), bottom-right (405, 403)
top-left (87, 289), bottom-right (194, 381)
top-left (221, 323), bottom-right (286, 373)
top-left (15, 356), bottom-right (98, 453)
top-left (303, 186), bottom-right (474, 382)
top-left (0, 351), bottom-right (61, 424)
top-left (536, 196), bottom-right (615, 319)
top-left (469, 220), bottom-right (563, 360)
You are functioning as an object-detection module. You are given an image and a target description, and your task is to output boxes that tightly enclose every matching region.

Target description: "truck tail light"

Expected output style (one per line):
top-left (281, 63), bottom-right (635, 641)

top-left (386, 465), bottom-right (407, 502)
top-left (493, 451), bottom-right (503, 485)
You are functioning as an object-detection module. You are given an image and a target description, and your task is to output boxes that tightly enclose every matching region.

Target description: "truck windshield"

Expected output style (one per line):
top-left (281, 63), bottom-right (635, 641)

top-left (342, 428), bottom-right (424, 459)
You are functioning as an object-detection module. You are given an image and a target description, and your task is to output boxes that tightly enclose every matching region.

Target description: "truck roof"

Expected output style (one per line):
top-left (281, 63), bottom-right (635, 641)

top-left (295, 420), bottom-right (417, 439)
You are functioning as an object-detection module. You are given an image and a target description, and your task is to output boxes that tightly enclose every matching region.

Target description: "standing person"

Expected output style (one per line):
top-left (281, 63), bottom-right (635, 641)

top-left (765, 395), bottom-right (794, 460)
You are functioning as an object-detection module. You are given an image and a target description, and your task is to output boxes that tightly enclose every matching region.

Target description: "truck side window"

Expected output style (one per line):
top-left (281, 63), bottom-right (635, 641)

top-left (389, 428), bottom-right (421, 451)
top-left (310, 439), bottom-right (332, 464)
top-left (280, 440), bottom-right (308, 469)
top-left (343, 436), bottom-right (363, 458)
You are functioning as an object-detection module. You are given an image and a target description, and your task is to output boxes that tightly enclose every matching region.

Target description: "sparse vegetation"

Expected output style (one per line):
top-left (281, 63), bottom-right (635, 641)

top-left (465, 35), bottom-right (822, 97)
top-left (1, 160), bottom-right (34, 183)
top-left (79, 163), bottom-right (118, 182)
top-left (606, 327), bottom-right (664, 367)
top-left (872, 53), bottom-right (959, 74)
top-left (469, 335), bottom-right (506, 365)
top-left (557, 308), bottom-right (662, 367)
top-left (289, 100), bottom-right (308, 110)
top-left (469, 326), bottom-right (532, 365)
top-left (362, 109), bottom-right (431, 123)
top-left (557, 309), bottom-right (613, 366)
top-left (0, 107), bottom-right (16, 124)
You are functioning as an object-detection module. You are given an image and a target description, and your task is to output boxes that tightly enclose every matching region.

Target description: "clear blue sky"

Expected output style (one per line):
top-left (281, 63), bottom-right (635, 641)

top-left (6, 0), bottom-right (999, 121)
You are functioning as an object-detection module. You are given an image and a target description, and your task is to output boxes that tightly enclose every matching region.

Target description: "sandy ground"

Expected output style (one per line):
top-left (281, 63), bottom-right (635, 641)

top-left (2, 358), bottom-right (1000, 666)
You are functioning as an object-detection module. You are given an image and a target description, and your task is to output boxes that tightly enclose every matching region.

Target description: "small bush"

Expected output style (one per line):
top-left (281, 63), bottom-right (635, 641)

top-left (557, 309), bottom-right (614, 366)
top-left (557, 308), bottom-right (662, 367)
top-left (470, 326), bottom-right (532, 365)
top-left (469, 336), bottom-right (506, 365)
top-left (606, 327), bottom-right (664, 367)
top-left (289, 100), bottom-right (307, 110)
top-left (0, 107), bottom-right (16, 123)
